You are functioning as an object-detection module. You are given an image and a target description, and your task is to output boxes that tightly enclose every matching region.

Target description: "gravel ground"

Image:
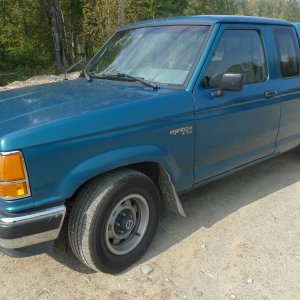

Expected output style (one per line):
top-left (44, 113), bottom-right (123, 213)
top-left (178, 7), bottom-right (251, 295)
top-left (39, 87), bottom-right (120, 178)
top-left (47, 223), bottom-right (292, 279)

top-left (0, 77), bottom-right (299, 300)
top-left (0, 72), bottom-right (80, 91)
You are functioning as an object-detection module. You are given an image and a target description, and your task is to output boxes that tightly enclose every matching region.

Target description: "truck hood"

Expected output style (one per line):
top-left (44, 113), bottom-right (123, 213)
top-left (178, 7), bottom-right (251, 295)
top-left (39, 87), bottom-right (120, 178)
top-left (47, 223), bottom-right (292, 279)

top-left (0, 78), bottom-right (186, 150)
top-left (0, 79), bottom-right (156, 127)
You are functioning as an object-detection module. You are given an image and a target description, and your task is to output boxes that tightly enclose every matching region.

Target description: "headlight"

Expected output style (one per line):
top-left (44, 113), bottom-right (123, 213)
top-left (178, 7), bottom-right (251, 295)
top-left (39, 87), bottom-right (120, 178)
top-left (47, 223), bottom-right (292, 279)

top-left (0, 151), bottom-right (31, 200)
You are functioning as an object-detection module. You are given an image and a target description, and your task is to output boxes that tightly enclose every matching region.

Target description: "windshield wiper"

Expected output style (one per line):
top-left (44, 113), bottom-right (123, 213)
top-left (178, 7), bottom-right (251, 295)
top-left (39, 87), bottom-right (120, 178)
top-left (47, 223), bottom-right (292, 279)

top-left (96, 73), bottom-right (160, 90)
top-left (117, 73), bottom-right (160, 90)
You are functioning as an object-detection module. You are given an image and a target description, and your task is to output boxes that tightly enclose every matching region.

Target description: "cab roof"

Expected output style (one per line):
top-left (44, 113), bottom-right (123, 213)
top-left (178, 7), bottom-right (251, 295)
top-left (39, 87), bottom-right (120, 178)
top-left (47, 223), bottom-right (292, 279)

top-left (119, 15), bottom-right (292, 31)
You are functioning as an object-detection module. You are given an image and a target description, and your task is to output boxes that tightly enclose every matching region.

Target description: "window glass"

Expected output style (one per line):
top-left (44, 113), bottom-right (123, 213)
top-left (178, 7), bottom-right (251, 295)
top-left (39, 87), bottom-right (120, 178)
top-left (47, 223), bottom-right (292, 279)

top-left (274, 29), bottom-right (300, 78)
top-left (204, 30), bottom-right (267, 89)
top-left (87, 26), bottom-right (210, 86)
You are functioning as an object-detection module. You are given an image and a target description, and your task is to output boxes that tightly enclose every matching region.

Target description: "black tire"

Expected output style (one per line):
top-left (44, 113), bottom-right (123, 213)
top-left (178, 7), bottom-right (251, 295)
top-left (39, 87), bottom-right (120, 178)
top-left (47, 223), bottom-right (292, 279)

top-left (68, 169), bottom-right (160, 273)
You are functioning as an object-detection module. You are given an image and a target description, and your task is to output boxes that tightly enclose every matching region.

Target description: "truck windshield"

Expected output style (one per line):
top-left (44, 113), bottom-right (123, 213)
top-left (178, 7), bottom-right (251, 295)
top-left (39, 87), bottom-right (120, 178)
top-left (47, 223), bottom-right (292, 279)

top-left (87, 25), bottom-right (210, 86)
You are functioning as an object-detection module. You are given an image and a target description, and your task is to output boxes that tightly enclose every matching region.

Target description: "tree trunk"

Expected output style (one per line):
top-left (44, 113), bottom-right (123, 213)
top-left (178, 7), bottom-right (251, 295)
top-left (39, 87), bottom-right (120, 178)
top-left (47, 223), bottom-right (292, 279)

top-left (61, 8), bottom-right (69, 62)
top-left (44, 0), bottom-right (66, 69)
top-left (70, 0), bottom-right (76, 62)
top-left (118, 0), bottom-right (125, 25)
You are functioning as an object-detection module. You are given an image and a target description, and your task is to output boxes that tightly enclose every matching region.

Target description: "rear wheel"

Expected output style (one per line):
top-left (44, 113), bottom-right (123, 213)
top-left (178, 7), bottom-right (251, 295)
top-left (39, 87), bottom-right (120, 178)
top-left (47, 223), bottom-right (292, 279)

top-left (68, 169), bottom-right (160, 273)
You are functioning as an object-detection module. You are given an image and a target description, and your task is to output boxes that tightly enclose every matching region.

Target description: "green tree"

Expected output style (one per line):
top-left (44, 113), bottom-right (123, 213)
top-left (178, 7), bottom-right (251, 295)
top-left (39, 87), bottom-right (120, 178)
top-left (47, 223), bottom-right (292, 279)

top-left (0, 0), bottom-right (53, 79)
top-left (1, 0), bottom-right (300, 87)
top-left (283, 0), bottom-right (300, 21)
top-left (235, 0), bottom-right (249, 15)
top-left (245, 0), bottom-right (285, 18)
top-left (185, 0), bottom-right (236, 15)
top-left (82, 0), bottom-right (118, 56)
top-left (82, 0), bottom-right (188, 56)
top-left (60, 0), bottom-right (84, 63)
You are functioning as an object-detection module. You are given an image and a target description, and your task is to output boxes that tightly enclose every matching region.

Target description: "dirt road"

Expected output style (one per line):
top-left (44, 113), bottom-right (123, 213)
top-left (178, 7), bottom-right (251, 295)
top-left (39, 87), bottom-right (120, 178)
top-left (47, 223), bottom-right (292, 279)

top-left (0, 72), bottom-right (80, 91)
top-left (0, 149), bottom-right (299, 299)
top-left (0, 77), bottom-right (299, 299)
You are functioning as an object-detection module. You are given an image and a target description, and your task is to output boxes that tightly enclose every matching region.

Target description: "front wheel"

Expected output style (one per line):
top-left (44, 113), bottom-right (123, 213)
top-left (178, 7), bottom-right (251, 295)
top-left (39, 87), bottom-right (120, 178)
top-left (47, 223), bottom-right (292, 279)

top-left (68, 169), bottom-right (160, 273)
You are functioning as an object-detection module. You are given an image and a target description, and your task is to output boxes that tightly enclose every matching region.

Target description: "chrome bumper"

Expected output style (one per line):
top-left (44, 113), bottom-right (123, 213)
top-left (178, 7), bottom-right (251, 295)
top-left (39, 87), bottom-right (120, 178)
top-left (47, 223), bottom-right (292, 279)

top-left (0, 205), bottom-right (66, 249)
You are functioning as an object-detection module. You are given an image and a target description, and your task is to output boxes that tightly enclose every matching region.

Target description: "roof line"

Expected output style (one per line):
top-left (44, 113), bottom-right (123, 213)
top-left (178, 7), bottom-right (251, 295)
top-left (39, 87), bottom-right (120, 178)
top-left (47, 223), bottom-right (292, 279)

top-left (119, 15), bottom-right (292, 31)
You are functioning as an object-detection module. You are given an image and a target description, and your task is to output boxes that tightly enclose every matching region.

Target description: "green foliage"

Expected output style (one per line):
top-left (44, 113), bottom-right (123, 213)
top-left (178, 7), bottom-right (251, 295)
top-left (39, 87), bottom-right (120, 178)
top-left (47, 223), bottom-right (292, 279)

top-left (0, 0), bottom-right (299, 86)
top-left (133, 0), bottom-right (188, 19)
top-left (0, 0), bottom-right (53, 84)
top-left (283, 0), bottom-right (300, 21)
top-left (60, 0), bottom-right (83, 62)
top-left (0, 0), bottom-right (52, 65)
top-left (82, 0), bottom-right (119, 55)
top-left (245, 0), bottom-right (286, 18)
top-left (185, 0), bottom-right (236, 15)
top-left (82, 0), bottom-right (188, 56)
top-left (235, 0), bottom-right (300, 20)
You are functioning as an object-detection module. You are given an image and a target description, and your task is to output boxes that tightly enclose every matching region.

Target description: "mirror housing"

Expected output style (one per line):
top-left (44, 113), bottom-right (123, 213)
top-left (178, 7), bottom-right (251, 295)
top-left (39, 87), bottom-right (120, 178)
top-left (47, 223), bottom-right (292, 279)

top-left (212, 73), bottom-right (244, 97)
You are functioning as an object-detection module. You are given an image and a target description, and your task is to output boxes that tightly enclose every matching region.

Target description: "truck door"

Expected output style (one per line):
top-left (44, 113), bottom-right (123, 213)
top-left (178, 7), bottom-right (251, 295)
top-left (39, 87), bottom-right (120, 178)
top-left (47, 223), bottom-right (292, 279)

top-left (193, 24), bottom-right (281, 183)
top-left (271, 26), bottom-right (300, 152)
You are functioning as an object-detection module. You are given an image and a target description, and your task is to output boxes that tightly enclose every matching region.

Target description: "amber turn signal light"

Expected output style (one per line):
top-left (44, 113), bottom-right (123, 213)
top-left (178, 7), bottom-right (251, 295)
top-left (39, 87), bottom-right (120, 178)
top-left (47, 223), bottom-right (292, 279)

top-left (0, 182), bottom-right (28, 198)
top-left (0, 151), bottom-right (31, 200)
top-left (0, 152), bottom-right (26, 182)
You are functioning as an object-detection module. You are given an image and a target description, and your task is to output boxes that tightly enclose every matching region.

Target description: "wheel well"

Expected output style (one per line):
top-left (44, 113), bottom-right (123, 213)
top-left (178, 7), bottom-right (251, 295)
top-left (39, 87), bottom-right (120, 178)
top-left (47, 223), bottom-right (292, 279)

top-left (68, 162), bottom-right (185, 216)
top-left (128, 162), bottom-right (160, 185)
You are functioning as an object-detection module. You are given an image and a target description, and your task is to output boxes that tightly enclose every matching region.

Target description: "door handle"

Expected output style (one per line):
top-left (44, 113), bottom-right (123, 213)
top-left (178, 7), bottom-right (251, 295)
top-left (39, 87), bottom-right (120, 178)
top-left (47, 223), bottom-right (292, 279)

top-left (264, 90), bottom-right (278, 99)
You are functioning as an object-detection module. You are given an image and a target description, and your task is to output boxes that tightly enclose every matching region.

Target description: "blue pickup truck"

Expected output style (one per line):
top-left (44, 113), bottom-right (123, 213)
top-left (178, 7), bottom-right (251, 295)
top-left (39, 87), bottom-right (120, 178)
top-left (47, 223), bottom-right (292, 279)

top-left (0, 16), bottom-right (300, 273)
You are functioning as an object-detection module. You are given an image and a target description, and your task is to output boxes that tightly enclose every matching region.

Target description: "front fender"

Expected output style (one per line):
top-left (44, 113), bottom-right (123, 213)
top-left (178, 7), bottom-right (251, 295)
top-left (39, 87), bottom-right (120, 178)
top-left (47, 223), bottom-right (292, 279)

top-left (58, 144), bottom-right (176, 195)
top-left (27, 144), bottom-right (182, 209)
top-left (61, 145), bottom-right (187, 217)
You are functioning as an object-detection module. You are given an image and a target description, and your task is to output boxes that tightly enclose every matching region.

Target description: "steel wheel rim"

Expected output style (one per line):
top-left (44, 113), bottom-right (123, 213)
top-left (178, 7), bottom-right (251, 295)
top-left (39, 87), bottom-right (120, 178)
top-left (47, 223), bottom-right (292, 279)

top-left (104, 194), bottom-right (149, 255)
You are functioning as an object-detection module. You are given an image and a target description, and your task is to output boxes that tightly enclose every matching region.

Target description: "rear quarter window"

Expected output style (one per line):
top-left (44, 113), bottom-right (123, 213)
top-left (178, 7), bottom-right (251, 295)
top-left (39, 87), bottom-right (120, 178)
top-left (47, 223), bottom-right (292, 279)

top-left (274, 28), bottom-right (300, 78)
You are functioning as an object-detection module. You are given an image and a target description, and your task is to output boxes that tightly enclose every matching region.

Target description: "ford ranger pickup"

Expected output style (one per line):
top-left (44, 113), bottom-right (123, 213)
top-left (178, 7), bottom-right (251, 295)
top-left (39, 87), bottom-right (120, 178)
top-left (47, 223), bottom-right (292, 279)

top-left (0, 16), bottom-right (300, 273)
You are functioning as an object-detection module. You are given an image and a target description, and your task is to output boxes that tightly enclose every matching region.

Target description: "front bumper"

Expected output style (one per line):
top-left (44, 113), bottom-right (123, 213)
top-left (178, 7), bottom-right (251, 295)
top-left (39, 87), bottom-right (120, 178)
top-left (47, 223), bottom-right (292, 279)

top-left (0, 205), bottom-right (66, 249)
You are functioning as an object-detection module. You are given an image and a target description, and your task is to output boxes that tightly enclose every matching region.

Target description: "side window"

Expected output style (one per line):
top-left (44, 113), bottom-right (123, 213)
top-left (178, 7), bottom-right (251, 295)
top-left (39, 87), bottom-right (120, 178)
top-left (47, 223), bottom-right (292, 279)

top-left (204, 30), bottom-right (267, 89)
top-left (274, 29), bottom-right (300, 78)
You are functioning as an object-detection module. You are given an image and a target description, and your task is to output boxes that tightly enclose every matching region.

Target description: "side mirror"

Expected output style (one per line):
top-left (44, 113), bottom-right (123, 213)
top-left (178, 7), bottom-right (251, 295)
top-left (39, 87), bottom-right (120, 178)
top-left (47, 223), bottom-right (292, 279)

top-left (212, 73), bottom-right (244, 97)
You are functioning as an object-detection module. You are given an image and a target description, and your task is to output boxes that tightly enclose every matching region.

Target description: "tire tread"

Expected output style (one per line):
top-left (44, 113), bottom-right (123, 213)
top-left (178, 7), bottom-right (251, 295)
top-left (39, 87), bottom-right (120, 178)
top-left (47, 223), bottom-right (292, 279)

top-left (68, 169), bottom-right (151, 271)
